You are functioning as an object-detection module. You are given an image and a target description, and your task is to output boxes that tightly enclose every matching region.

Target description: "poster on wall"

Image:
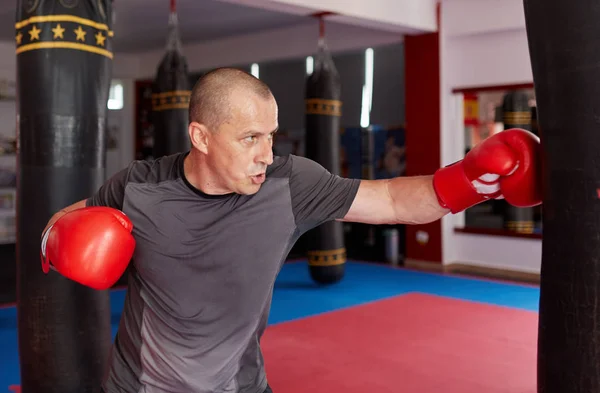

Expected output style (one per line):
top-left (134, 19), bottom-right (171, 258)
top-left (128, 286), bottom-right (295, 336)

top-left (340, 125), bottom-right (406, 180)
top-left (376, 126), bottom-right (406, 179)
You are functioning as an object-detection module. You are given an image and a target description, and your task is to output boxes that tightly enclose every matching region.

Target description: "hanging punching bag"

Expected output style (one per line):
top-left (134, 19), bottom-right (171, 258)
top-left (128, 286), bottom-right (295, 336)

top-left (523, 0), bottom-right (600, 391)
top-left (16, 1), bottom-right (113, 392)
top-left (502, 90), bottom-right (535, 234)
top-left (152, 0), bottom-right (191, 158)
top-left (304, 17), bottom-right (346, 284)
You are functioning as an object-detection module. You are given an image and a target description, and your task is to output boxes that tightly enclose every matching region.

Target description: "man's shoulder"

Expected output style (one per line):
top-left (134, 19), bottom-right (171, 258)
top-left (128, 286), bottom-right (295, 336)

top-left (126, 152), bottom-right (185, 185)
top-left (266, 154), bottom-right (322, 179)
top-left (266, 154), bottom-right (293, 178)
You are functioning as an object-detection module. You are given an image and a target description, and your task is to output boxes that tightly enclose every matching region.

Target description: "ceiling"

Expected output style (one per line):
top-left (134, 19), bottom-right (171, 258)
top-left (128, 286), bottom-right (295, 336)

top-left (2, 0), bottom-right (317, 53)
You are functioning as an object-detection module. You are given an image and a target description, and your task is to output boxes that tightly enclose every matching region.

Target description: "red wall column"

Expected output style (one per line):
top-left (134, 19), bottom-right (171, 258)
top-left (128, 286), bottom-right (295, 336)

top-left (404, 30), bottom-right (442, 263)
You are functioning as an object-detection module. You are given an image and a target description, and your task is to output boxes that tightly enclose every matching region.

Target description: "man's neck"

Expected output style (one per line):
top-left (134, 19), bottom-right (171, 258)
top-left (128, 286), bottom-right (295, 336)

top-left (183, 150), bottom-right (231, 196)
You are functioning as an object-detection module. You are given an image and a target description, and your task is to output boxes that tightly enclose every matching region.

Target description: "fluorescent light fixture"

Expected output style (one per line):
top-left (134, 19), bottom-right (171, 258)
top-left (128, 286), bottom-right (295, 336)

top-left (360, 48), bottom-right (374, 128)
top-left (306, 56), bottom-right (314, 75)
top-left (251, 63), bottom-right (259, 78)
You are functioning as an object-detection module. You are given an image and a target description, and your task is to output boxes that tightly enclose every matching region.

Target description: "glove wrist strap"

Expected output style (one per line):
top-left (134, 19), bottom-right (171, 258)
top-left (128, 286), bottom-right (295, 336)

top-left (433, 162), bottom-right (488, 214)
top-left (40, 224), bottom-right (54, 273)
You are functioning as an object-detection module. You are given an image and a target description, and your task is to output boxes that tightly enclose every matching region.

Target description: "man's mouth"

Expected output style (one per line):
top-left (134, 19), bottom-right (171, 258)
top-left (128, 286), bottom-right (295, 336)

top-left (251, 173), bottom-right (266, 184)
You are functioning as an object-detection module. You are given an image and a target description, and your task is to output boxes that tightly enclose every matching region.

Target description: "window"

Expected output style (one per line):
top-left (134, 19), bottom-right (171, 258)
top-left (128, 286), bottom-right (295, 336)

top-left (107, 80), bottom-right (123, 110)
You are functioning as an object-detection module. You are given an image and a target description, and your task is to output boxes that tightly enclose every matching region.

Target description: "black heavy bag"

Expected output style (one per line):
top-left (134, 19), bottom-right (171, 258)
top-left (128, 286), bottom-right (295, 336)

top-left (16, 1), bottom-right (113, 392)
top-left (152, 0), bottom-right (191, 158)
top-left (304, 34), bottom-right (346, 285)
top-left (523, 0), bottom-right (600, 391)
top-left (502, 90), bottom-right (535, 234)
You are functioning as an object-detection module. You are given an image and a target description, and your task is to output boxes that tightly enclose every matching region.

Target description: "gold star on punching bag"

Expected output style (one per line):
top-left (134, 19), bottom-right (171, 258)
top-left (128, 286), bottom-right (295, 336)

top-left (74, 26), bottom-right (86, 41)
top-left (15, 16), bottom-right (114, 60)
top-left (52, 24), bottom-right (65, 39)
top-left (28, 25), bottom-right (41, 41)
top-left (95, 32), bottom-right (106, 46)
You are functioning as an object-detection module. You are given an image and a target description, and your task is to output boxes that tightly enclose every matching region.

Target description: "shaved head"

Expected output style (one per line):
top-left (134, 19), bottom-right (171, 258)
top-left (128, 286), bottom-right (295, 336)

top-left (185, 67), bottom-right (278, 196)
top-left (189, 67), bottom-right (274, 130)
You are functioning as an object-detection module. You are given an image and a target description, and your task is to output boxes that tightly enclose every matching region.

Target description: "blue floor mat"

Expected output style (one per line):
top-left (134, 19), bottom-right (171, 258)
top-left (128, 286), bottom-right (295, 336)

top-left (0, 260), bottom-right (540, 389)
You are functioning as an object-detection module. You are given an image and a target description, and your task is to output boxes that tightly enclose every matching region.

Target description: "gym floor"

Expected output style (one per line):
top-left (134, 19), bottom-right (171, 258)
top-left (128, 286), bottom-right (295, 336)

top-left (0, 259), bottom-right (539, 392)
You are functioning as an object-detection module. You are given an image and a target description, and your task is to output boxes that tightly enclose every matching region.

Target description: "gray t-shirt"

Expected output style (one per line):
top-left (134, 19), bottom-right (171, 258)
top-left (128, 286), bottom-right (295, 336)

top-left (86, 152), bottom-right (361, 393)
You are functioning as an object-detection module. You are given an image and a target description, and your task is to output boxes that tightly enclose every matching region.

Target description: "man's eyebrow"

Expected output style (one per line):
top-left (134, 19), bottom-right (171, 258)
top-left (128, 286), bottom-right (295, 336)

top-left (240, 127), bottom-right (279, 137)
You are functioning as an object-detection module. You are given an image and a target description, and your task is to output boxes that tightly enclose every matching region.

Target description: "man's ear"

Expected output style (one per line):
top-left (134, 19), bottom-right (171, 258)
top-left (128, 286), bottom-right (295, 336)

top-left (189, 121), bottom-right (210, 154)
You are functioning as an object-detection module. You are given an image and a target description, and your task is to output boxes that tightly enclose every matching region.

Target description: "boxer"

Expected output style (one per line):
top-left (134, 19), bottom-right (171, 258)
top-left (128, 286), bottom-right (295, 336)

top-left (40, 67), bottom-right (541, 393)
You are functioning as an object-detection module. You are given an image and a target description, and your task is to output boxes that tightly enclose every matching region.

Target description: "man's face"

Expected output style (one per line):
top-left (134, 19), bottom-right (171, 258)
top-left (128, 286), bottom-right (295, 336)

top-left (206, 91), bottom-right (278, 195)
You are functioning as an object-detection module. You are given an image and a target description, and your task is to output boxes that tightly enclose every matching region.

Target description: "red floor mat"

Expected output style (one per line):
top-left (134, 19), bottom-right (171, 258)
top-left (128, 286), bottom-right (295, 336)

top-left (261, 293), bottom-right (538, 393)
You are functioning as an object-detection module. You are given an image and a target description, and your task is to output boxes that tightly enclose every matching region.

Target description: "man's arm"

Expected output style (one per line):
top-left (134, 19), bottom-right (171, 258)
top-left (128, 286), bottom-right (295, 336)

top-left (41, 199), bottom-right (88, 237)
top-left (41, 164), bottom-right (132, 238)
top-left (39, 164), bottom-right (137, 289)
top-left (341, 176), bottom-right (449, 225)
top-left (341, 128), bottom-right (543, 225)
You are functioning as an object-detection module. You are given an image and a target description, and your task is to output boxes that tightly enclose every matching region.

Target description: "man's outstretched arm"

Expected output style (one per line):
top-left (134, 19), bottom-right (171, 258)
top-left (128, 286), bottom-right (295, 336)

top-left (341, 175), bottom-right (448, 225)
top-left (341, 128), bottom-right (542, 225)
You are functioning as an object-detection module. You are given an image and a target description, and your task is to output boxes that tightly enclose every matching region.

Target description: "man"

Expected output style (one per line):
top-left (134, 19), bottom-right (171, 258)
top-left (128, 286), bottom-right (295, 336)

top-left (40, 68), bottom-right (541, 393)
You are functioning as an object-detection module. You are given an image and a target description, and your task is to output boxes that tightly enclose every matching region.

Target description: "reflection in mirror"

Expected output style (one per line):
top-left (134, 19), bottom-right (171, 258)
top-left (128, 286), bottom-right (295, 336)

top-left (459, 86), bottom-right (541, 235)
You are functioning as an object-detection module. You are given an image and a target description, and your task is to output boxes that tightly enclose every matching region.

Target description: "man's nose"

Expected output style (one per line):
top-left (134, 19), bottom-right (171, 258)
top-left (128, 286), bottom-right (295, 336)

top-left (257, 138), bottom-right (274, 165)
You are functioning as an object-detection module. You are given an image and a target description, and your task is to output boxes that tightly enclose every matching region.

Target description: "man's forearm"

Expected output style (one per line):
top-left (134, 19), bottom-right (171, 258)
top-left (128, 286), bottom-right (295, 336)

top-left (42, 199), bottom-right (88, 237)
top-left (386, 175), bottom-right (450, 225)
top-left (340, 175), bottom-right (450, 225)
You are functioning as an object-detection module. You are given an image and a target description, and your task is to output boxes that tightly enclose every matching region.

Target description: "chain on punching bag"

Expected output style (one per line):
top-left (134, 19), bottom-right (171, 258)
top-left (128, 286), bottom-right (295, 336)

top-left (523, 0), bottom-right (600, 391)
top-left (502, 90), bottom-right (535, 234)
top-left (16, 1), bottom-right (114, 392)
top-left (304, 16), bottom-right (346, 284)
top-left (151, 0), bottom-right (191, 158)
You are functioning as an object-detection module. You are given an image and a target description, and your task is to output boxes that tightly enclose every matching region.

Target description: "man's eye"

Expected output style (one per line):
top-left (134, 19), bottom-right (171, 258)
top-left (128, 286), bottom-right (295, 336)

top-left (245, 136), bottom-right (256, 143)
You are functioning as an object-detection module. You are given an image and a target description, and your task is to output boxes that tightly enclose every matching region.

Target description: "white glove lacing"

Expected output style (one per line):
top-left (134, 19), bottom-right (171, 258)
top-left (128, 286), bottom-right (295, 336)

top-left (471, 162), bottom-right (520, 198)
top-left (40, 224), bottom-right (54, 259)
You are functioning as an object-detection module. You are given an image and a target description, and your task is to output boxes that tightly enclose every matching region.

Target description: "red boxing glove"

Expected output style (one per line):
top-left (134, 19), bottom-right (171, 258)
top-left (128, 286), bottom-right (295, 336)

top-left (433, 128), bottom-right (542, 213)
top-left (41, 206), bottom-right (136, 290)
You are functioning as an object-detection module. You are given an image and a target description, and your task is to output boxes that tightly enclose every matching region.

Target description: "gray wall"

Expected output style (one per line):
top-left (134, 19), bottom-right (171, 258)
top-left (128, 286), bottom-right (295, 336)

top-left (190, 42), bottom-right (405, 132)
top-left (370, 43), bottom-right (405, 128)
top-left (332, 49), bottom-right (365, 128)
top-left (258, 58), bottom-right (306, 132)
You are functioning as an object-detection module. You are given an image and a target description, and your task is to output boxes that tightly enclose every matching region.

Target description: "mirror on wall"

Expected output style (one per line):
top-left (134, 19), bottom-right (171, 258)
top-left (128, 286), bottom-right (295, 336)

top-left (463, 88), bottom-right (537, 151)
top-left (457, 85), bottom-right (541, 235)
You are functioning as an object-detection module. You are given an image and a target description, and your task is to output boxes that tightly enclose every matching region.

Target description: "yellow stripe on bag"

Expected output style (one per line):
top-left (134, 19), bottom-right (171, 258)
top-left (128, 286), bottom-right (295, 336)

top-left (16, 15), bottom-right (114, 36)
top-left (307, 248), bottom-right (347, 266)
top-left (16, 41), bottom-right (113, 59)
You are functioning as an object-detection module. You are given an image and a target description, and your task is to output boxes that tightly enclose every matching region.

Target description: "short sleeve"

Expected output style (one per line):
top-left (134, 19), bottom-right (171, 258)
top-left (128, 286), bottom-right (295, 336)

top-left (86, 165), bottom-right (131, 210)
top-left (289, 155), bottom-right (360, 233)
